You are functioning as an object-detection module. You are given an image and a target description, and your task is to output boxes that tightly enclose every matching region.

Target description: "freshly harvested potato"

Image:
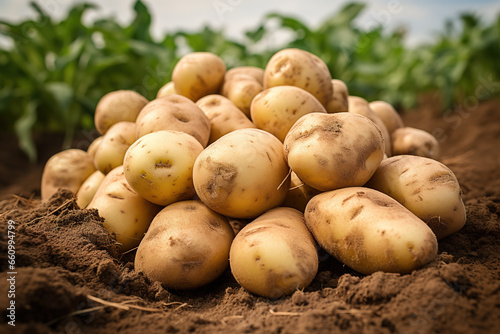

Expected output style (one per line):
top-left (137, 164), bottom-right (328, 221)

top-left (391, 127), bottom-right (440, 160)
top-left (41, 149), bottom-right (96, 201)
top-left (94, 90), bottom-right (148, 135)
top-left (76, 170), bottom-right (105, 209)
top-left (326, 79), bottom-right (349, 113)
top-left (366, 155), bottom-right (466, 239)
top-left (135, 200), bottom-right (234, 290)
top-left (124, 130), bottom-right (204, 206)
top-left (196, 94), bottom-right (256, 144)
top-left (135, 94), bottom-right (211, 147)
top-left (193, 128), bottom-right (290, 219)
top-left (283, 112), bottom-right (384, 191)
top-left (94, 121), bottom-right (136, 174)
top-left (305, 187), bottom-right (438, 274)
top-left (221, 75), bottom-right (263, 117)
top-left (156, 81), bottom-right (177, 99)
top-left (86, 136), bottom-right (103, 160)
top-left (264, 48), bottom-right (333, 106)
top-left (282, 172), bottom-right (322, 212)
top-left (172, 52), bottom-right (226, 101)
top-left (250, 86), bottom-right (327, 142)
top-left (369, 101), bottom-right (404, 135)
top-left (87, 166), bottom-right (161, 252)
top-left (225, 66), bottom-right (264, 84)
top-left (230, 207), bottom-right (318, 298)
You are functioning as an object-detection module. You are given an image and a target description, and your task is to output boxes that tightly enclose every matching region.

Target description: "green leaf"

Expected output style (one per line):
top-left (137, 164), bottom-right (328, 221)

top-left (14, 101), bottom-right (38, 162)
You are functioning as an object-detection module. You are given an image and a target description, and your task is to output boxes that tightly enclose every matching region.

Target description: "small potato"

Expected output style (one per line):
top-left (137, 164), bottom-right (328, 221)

top-left (250, 86), bottom-right (327, 142)
top-left (230, 207), bottom-right (318, 298)
top-left (282, 172), bottom-right (322, 212)
top-left (41, 149), bottom-right (96, 201)
top-left (264, 48), bottom-right (333, 106)
top-left (326, 79), bottom-right (349, 113)
top-left (76, 170), bottom-right (105, 208)
top-left (156, 81), bottom-right (177, 99)
top-left (196, 94), bottom-right (256, 144)
top-left (86, 136), bottom-right (103, 160)
top-left (305, 187), bottom-right (438, 274)
top-left (94, 121), bottom-right (136, 174)
top-left (369, 101), bottom-right (404, 135)
top-left (225, 66), bottom-right (264, 84)
top-left (392, 127), bottom-right (440, 160)
top-left (94, 90), bottom-right (148, 135)
top-left (172, 52), bottom-right (226, 101)
top-left (193, 128), bottom-right (290, 219)
top-left (366, 155), bottom-right (466, 239)
top-left (87, 166), bottom-right (161, 251)
top-left (221, 75), bottom-right (263, 117)
top-left (135, 200), bottom-right (234, 289)
top-left (124, 130), bottom-right (204, 206)
top-left (135, 94), bottom-right (211, 147)
top-left (284, 112), bottom-right (384, 191)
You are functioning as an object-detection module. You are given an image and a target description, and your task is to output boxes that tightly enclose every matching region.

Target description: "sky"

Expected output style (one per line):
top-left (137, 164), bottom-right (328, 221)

top-left (1, 0), bottom-right (499, 46)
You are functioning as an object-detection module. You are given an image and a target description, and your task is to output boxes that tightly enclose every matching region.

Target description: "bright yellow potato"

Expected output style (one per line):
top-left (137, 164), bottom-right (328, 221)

top-left (76, 170), bottom-right (105, 209)
top-left (156, 81), bottom-right (177, 99)
top-left (282, 171), bottom-right (322, 212)
top-left (305, 187), bottom-right (438, 274)
top-left (369, 101), bottom-right (404, 135)
top-left (230, 207), bottom-right (318, 298)
top-left (391, 127), bottom-right (440, 160)
top-left (326, 79), bottom-right (349, 113)
top-left (94, 121), bottom-right (136, 174)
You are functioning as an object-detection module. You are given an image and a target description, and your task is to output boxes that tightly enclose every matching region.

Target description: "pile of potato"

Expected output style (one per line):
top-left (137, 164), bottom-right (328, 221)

top-left (41, 48), bottom-right (466, 298)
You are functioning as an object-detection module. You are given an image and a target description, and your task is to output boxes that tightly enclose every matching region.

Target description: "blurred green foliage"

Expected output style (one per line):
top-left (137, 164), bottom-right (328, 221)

top-left (1, 1), bottom-right (499, 161)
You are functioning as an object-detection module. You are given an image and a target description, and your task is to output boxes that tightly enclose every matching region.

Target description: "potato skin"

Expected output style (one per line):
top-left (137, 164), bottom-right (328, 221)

top-left (366, 155), bottom-right (466, 239)
top-left (224, 66), bottom-right (264, 84)
top-left (76, 170), bottom-right (105, 209)
top-left (94, 121), bottom-right (136, 174)
top-left (326, 79), bottom-right (349, 113)
top-left (369, 101), bottom-right (404, 135)
top-left (392, 127), bottom-right (440, 160)
top-left (156, 81), bottom-right (177, 99)
top-left (305, 187), bottom-right (438, 274)
top-left (282, 172), bottom-right (322, 212)
top-left (221, 75), bottom-right (263, 117)
top-left (135, 200), bottom-right (234, 290)
top-left (230, 207), bottom-right (318, 298)
top-left (86, 136), bottom-right (103, 160)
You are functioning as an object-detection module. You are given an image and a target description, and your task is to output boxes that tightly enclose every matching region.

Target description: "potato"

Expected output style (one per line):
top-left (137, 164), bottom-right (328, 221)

top-left (76, 170), bottom-right (105, 209)
top-left (193, 128), bottom-right (290, 218)
top-left (369, 101), bottom-right (404, 134)
top-left (172, 52), bottom-right (226, 101)
top-left (86, 136), bottom-right (103, 160)
top-left (282, 172), bottom-right (322, 212)
top-left (135, 94), bottom-right (211, 147)
top-left (221, 75), bottom-right (263, 117)
top-left (94, 90), bottom-right (148, 135)
top-left (305, 187), bottom-right (438, 274)
top-left (124, 130), bottom-right (204, 206)
top-left (94, 121), bottom-right (136, 174)
top-left (156, 81), bottom-right (177, 99)
top-left (326, 79), bottom-right (349, 113)
top-left (283, 112), bottom-right (384, 191)
top-left (264, 48), bottom-right (333, 106)
top-left (135, 200), bottom-right (234, 289)
top-left (225, 66), bottom-right (264, 84)
top-left (366, 155), bottom-right (466, 239)
top-left (230, 207), bottom-right (318, 298)
top-left (41, 149), bottom-right (96, 201)
top-left (87, 166), bottom-right (161, 252)
top-left (391, 127), bottom-right (440, 160)
top-left (250, 86), bottom-right (327, 142)
top-left (196, 94), bottom-right (256, 144)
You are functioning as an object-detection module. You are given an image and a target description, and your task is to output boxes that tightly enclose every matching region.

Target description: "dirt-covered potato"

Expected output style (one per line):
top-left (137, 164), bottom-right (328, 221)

top-left (225, 66), bottom-right (264, 84)
top-left (193, 128), bottom-right (290, 218)
top-left (94, 90), bottom-right (148, 135)
top-left (366, 155), bottom-right (466, 239)
top-left (282, 172), bottom-right (322, 212)
top-left (86, 136), bottom-right (103, 160)
top-left (221, 75), bottom-right (263, 117)
top-left (284, 112), bottom-right (384, 191)
top-left (41, 149), bottom-right (96, 201)
top-left (326, 79), bottom-right (349, 113)
top-left (264, 48), bottom-right (333, 106)
top-left (196, 94), bottom-right (256, 144)
top-left (135, 200), bottom-right (234, 289)
top-left (87, 166), bottom-right (161, 252)
top-left (369, 101), bottom-right (404, 135)
top-left (391, 127), bottom-right (440, 160)
top-left (250, 86), bottom-right (327, 142)
top-left (305, 187), bottom-right (438, 274)
top-left (76, 170), bottom-right (105, 209)
top-left (172, 52), bottom-right (226, 101)
top-left (230, 207), bottom-right (318, 298)
top-left (94, 121), bottom-right (136, 174)
top-left (156, 81), bottom-right (177, 99)
top-left (124, 130), bottom-right (204, 206)
top-left (135, 94), bottom-right (211, 147)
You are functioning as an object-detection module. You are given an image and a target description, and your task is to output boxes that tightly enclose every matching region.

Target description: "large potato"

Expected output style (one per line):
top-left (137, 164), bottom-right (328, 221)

top-left (41, 149), bottom-right (96, 201)
top-left (264, 48), bottom-right (333, 106)
top-left (282, 172), bottom-right (322, 212)
top-left (93, 121), bottom-right (136, 174)
top-left (135, 200), bottom-right (234, 289)
top-left (250, 86), bottom-right (327, 142)
top-left (76, 170), bottom-right (105, 209)
top-left (283, 112), bottom-right (384, 191)
top-left (87, 166), bottom-right (161, 252)
top-left (193, 128), bottom-right (290, 218)
top-left (172, 52), bottom-right (226, 101)
top-left (135, 94), bottom-right (211, 147)
top-left (230, 207), bottom-right (318, 298)
top-left (369, 101), bottom-right (404, 135)
top-left (305, 187), bottom-right (438, 274)
top-left (94, 90), bottom-right (148, 135)
top-left (366, 155), bottom-right (466, 239)
top-left (124, 130), bottom-right (204, 206)
top-left (391, 127), bottom-right (440, 160)
top-left (221, 75), bottom-right (263, 117)
top-left (326, 79), bottom-right (349, 113)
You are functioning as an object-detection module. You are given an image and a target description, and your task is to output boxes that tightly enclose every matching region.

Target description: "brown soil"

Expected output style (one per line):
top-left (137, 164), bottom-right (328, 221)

top-left (1, 98), bottom-right (499, 334)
